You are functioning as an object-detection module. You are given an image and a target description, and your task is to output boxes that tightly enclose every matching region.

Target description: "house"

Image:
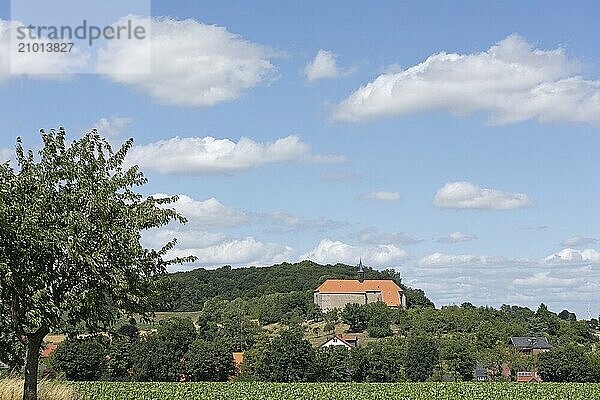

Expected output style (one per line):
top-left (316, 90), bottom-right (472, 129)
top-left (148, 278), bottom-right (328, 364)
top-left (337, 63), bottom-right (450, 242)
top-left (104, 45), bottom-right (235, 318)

top-left (314, 260), bottom-right (406, 312)
top-left (321, 335), bottom-right (356, 349)
top-left (473, 362), bottom-right (490, 382)
top-left (0, 361), bottom-right (9, 370)
top-left (516, 371), bottom-right (543, 383)
top-left (510, 337), bottom-right (551, 355)
top-left (340, 335), bottom-right (357, 347)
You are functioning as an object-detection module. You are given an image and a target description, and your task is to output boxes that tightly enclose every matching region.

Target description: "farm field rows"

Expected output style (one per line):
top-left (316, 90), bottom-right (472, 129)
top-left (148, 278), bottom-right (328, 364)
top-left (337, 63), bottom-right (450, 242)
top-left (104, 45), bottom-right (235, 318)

top-left (73, 382), bottom-right (600, 400)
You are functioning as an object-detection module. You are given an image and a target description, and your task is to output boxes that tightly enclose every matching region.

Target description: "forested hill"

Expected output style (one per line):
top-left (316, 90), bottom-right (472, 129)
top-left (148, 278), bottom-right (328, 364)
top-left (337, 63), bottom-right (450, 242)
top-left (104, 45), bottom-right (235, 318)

top-left (150, 260), bottom-right (433, 311)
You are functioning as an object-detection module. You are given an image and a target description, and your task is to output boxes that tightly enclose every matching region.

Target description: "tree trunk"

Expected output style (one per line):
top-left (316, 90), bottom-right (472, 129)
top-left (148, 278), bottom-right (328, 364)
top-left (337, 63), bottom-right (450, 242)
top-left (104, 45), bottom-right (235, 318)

top-left (22, 328), bottom-right (48, 400)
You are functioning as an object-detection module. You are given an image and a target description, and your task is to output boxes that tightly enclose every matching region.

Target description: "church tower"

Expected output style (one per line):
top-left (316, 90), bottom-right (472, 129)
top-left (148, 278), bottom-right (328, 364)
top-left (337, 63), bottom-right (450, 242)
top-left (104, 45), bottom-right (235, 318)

top-left (357, 258), bottom-right (365, 283)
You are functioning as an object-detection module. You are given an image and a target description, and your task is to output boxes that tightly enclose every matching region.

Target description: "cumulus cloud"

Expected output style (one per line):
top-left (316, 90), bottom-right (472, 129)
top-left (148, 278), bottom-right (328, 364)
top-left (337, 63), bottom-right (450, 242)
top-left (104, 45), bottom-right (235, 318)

top-left (127, 135), bottom-right (344, 175)
top-left (417, 252), bottom-right (508, 267)
top-left (97, 16), bottom-right (277, 107)
top-left (543, 248), bottom-right (600, 264)
top-left (304, 50), bottom-right (341, 81)
top-left (303, 238), bottom-right (408, 268)
top-left (332, 34), bottom-right (600, 126)
top-left (265, 211), bottom-right (349, 233)
top-left (152, 193), bottom-right (249, 228)
top-left (143, 228), bottom-right (293, 270)
top-left (357, 191), bottom-right (401, 201)
top-left (437, 231), bottom-right (478, 244)
top-left (513, 272), bottom-right (584, 288)
top-left (433, 182), bottom-right (533, 210)
top-left (91, 116), bottom-right (133, 137)
top-left (561, 236), bottom-right (599, 247)
top-left (356, 228), bottom-right (422, 246)
top-left (0, 19), bottom-right (89, 82)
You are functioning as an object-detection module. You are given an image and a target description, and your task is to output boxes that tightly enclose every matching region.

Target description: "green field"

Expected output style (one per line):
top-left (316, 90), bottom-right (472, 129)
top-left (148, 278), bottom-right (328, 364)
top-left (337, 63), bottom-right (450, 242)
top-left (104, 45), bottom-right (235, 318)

top-left (73, 382), bottom-right (600, 400)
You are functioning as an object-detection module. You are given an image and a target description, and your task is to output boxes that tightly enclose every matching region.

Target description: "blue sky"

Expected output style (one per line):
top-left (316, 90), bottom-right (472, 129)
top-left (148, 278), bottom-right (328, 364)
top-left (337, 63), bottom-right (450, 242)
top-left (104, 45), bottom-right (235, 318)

top-left (1, 1), bottom-right (599, 316)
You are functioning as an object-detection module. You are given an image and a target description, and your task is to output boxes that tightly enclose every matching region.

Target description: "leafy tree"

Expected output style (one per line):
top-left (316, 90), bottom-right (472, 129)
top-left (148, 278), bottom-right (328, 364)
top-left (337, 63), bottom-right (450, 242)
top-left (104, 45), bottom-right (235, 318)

top-left (405, 333), bottom-right (439, 381)
top-left (0, 129), bottom-right (193, 399)
top-left (366, 302), bottom-right (392, 338)
top-left (362, 338), bottom-right (406, 382)
top-left (50, 336), bottom-right (109, 381)
top-left (255, 328), bottom-right (313, 382)
top-left (105, 336), bottom-right (135, 381)
top-left (131, 317), bottom-right (197, 381)
top-left (442, 336), bottom-right (476, 381)
top-left (558, 309), bottom-right (577, 321)
top-left (538, 345), bottom-right (592, 382)
top-left (185, 338), bottom-right (234, 381)
top-left (342, 303), bottom-right (368, 333)
top-left (311, 346), bottom-right (351, 382)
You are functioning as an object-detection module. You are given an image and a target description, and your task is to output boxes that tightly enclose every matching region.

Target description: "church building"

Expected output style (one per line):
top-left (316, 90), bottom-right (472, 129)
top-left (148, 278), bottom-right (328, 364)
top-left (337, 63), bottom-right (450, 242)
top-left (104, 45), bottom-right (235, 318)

top-left (313, 260), bottom-right (407, 312)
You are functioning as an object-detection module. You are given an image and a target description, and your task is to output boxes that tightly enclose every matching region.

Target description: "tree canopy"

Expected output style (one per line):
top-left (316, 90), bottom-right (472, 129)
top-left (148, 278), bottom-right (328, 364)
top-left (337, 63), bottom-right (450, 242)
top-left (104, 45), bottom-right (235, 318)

top-left (0, 128), bottom-right (193, 399)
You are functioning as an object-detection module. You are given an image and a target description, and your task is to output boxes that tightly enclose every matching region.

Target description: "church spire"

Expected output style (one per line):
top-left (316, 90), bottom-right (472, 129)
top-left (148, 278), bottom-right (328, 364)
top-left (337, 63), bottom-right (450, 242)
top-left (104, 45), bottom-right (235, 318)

top-left (357, 258), bottom-right (365, 283)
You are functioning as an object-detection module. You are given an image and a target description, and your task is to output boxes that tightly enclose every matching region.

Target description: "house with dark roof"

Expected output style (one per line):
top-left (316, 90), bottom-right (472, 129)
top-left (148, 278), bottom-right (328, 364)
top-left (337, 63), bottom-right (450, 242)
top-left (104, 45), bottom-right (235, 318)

top-left (314, 260), bottom-right (406, 312)
top-left (510, 337), bottom-right (551, 355)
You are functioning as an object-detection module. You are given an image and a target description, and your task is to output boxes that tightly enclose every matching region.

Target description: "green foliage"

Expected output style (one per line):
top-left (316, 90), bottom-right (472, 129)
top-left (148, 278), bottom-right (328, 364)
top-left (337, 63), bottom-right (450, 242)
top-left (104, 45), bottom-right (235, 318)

top-left (51, 336), bottom-right (109, 381)
top-left (311, 346), bottom-right (352, 382)
top-left (365, 302), bottom-right (393, 338)
top-left (405, 334), bottom-right (439, 382)
top-left (254, 329), bottom-right (313, 382)
top-left (341, 303), bottom-right (368, 333)
top-left (131, 317), bottom-right (197, 381)
top-left (151, 261), bottom-right (432, 312)
top-left (185, 338), bottom-right (234, 381)
top-left (538, 345), bottom-right (593, 382)
top-left (441, 336), bottom-right (476, 381)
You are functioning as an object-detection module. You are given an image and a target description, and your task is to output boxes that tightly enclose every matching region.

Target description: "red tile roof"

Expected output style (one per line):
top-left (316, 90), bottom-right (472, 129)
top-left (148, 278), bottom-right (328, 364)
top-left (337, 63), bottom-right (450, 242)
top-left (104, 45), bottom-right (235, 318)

top-left (41, 344), bottom-right (58, 358)
top-left (315, 279), bottom-right (403, 307)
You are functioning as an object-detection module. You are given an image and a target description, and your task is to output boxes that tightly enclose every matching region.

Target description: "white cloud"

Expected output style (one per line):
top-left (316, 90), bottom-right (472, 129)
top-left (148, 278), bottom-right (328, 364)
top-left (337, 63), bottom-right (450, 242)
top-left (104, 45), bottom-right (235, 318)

top-left (437, 231), bottom-right (478, 244)
top-left (356, 228), bottom-right (422, 246)
top-left (143, 227), bottom-right (293, 270)
top-left (304, 50), bottom-right (340, 81)
top-left (543, 248), bottom-right (600, 265)
top-left (433, 182), bottom-right (533, 210)
top-left (332, 34), bottom-right (600, 126)
top-left (561, 236), bottom-right (598, 247)
top-left (357, 191), bottom-right (401, 201)
top-left (97, 16), bottom-right (276, 107)
top-left (303, 238), bottom-right (408, 268)
top-left (0, 148), bottom-right (12, 162)
top-left (91, 116), bottom-right (133, 137)
top-left (152, 194), bottom-right (249, 228)
top-left (127, 135), bottom-right (344, 175)
top-left (265, 211), bottom-right (348, 233)
top-left (0, 19), bottom-right (88, 82)
top-left (417, 252), bottom-right (507, 267)
top-left (513, 272), bottom-right (583, 288)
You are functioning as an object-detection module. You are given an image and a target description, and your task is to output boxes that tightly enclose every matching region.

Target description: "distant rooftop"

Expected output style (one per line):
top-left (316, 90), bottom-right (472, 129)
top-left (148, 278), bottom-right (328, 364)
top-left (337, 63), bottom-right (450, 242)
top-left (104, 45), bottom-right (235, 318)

top-left (510, 336), bottom-right (551, 350)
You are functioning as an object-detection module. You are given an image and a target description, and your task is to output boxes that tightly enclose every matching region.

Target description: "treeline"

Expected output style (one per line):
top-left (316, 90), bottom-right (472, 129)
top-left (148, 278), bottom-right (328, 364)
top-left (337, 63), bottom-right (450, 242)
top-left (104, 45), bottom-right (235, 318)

top-left (150, 261), bottom-right (433, 311)
top-left (49, 301), bottom-right (600, 383)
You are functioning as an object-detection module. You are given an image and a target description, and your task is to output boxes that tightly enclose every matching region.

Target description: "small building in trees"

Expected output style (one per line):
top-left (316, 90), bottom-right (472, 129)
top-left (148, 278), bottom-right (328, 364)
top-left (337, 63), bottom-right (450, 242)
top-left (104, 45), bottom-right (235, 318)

top-left (320, 335), bottom-right (356, 349)
top-left (516, 371), bottom-right (543, 383)
top-left (313, 260), bottom-right (406, 312)
top-left (510, 337), bottom-right (551, 356)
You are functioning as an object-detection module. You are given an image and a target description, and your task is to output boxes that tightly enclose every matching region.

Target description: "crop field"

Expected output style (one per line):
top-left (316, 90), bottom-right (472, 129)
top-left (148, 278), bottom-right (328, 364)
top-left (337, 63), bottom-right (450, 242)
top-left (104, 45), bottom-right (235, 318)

top-left (73, 382), bottom-right (600, 400)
